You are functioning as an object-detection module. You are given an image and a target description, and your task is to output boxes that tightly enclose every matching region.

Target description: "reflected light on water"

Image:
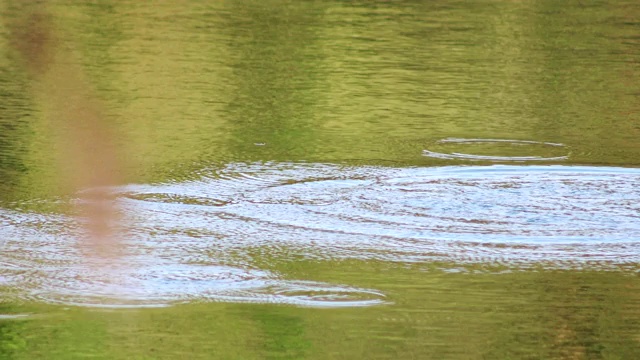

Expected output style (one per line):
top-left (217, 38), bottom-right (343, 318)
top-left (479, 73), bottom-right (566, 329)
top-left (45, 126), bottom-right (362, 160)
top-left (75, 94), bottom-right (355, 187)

top-left (423, 138), bottom-right (570, 162)
top-left (1, 162), bottom-right (639, 307)
top-left (9, 10), bottom-right (124, 259)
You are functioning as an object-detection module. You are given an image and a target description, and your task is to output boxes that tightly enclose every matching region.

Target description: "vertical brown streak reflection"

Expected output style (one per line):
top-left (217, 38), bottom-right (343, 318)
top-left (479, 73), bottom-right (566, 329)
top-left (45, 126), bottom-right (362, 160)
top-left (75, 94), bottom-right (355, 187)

top-left (10, 9), bottom-right (123, 258)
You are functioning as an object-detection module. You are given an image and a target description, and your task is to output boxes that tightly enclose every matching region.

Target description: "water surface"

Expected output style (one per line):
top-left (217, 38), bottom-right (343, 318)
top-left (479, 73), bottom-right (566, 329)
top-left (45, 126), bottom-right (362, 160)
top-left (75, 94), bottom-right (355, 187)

top-left (1, 0), bottom-right (640, 358)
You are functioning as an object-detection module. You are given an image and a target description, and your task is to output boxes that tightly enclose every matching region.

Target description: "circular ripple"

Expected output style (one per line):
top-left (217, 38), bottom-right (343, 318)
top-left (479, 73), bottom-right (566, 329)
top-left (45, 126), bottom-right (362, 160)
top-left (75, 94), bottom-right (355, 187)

top-left (178, 163), bottom-right (639, 266)
top-left (0, 207), bottom-right (386, 308)
top-left (2, 162), bottom-right (639, 307)
top-left (423, 138), bottom-right (569, 162)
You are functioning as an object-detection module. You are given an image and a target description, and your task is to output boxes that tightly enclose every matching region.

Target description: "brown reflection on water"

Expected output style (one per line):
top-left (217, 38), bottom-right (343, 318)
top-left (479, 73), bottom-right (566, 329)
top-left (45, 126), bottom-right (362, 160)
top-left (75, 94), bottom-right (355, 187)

top-left (9, 8), bottom-right (123, 257)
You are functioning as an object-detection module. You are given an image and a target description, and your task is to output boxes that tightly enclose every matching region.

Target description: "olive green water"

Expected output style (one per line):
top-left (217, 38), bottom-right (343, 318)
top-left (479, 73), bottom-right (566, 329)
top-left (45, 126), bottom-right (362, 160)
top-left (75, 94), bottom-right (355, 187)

top-left (1, 1), bottom-right (640, 359)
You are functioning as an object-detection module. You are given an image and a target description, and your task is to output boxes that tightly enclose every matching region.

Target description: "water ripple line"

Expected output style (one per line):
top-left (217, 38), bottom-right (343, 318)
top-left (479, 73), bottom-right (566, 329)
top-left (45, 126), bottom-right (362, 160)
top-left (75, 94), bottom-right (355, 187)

top-left (1, 162), bottom-right (639, 306)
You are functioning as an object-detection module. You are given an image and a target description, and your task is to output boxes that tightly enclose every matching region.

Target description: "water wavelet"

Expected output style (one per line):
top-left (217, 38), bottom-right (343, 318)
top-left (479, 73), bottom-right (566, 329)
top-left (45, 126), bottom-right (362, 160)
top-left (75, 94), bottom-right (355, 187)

top-left (0, 206), bottom-right (386, 308)
top-left (423, 138), bottom-right (569, 162)
top-left (0, 314), bottom-right (30, 319)
top-left (120, 163), bottom-right (639, 268)
top-left (1, 163), bottom-right (639, 306)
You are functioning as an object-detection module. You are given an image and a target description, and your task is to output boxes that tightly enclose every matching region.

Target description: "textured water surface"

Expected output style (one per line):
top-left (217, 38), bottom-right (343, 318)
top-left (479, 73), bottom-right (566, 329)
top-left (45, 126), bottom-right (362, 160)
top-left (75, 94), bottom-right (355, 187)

top-left (423, 138), bottom-right (570, 162)
top-left (1, 163), bottom-right (638, 307)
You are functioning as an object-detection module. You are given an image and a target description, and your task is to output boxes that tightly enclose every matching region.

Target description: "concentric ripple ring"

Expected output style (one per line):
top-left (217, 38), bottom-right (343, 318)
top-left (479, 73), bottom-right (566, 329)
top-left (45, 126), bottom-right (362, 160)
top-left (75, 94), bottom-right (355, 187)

top-left (423, 138), bottom-right (569, 162)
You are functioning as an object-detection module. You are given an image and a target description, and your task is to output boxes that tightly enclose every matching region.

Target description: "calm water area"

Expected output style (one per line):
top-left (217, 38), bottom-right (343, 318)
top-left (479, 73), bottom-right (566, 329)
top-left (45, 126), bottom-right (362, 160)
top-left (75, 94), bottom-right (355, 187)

top-left (1, 1), bottom-right (640, 359)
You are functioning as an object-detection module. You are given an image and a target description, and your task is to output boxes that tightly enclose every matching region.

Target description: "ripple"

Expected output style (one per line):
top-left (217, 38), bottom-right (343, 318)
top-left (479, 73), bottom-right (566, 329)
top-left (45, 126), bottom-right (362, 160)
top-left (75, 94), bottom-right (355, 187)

top-left (28, 264), bottom-right (386, 308)
top-left (0, 314), bottom-right (30, 320)
top-left (423, 138), bottom-right (569, 162)
top-left (1, 162), bottom-right (639, 306)
top-left (166, 163), bottom-right (639, 266)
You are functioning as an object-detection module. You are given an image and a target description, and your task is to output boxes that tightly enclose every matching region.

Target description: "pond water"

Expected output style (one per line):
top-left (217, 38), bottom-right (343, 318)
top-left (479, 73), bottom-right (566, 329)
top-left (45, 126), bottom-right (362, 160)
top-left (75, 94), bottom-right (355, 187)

top-left (1, 1), bottom-right (640, 359)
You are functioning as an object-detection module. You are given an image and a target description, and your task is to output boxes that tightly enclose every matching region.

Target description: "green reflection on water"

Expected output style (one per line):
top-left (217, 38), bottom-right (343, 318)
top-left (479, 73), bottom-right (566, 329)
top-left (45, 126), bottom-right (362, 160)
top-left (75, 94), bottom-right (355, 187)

top-left (0, 266), bottom-right (638, 359)
top-left (1, 0), bottom-right (639, 358)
